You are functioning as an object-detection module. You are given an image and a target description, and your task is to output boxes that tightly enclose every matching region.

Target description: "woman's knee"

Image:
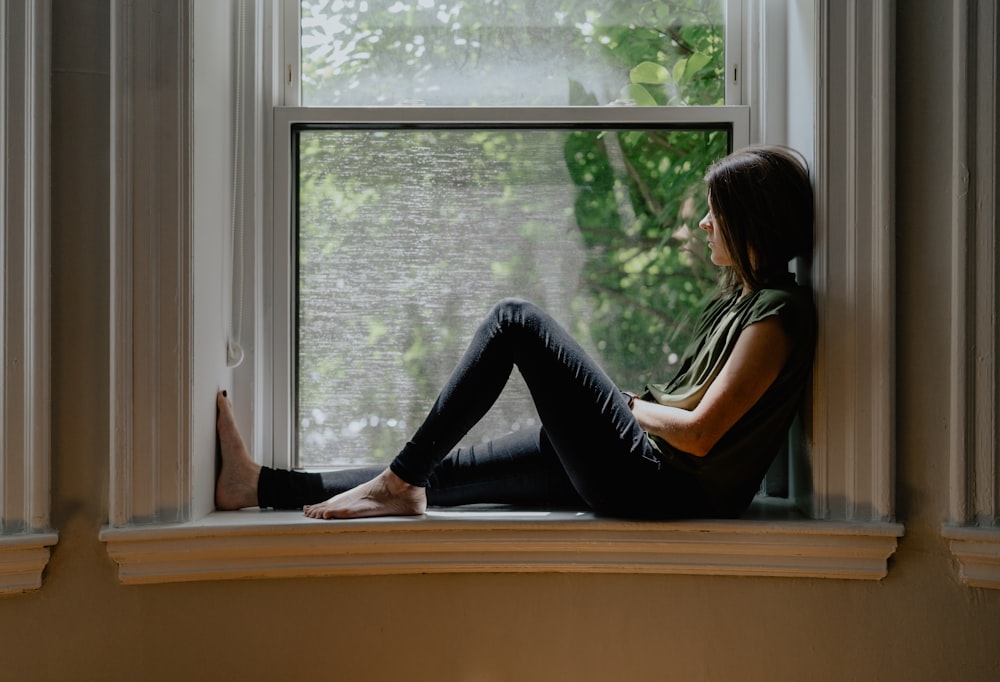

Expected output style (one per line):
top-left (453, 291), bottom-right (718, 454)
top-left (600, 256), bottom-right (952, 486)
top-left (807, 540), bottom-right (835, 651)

top-left (489, 298), bottom-right (541, 328)
top-left (491, 297), bottom-right (530, 316)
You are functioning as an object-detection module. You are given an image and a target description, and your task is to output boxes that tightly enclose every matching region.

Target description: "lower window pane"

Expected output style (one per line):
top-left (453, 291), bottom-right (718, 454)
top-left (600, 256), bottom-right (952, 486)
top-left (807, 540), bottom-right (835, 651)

top-left (297, 127), bottom-right (728, 468)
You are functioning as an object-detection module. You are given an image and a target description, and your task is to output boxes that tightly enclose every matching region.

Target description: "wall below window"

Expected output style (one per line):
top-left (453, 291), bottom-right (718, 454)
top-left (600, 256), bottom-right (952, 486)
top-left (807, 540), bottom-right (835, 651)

top-left (0, 1), bottom-right (996, 680)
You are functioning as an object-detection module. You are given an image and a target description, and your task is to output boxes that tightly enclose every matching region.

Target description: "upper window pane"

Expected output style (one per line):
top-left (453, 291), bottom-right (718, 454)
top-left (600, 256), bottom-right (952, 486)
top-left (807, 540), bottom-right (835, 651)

top-left (300, 0), bottom-right (726, 106)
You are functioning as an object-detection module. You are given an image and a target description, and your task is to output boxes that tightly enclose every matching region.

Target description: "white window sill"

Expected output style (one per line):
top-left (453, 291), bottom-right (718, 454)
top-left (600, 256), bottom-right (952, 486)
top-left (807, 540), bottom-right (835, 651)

top-left (100, 500), bottom-right (903, 585)
top-left (942, 525), bottom-right (1000, 589)
top-left (0, 532), bottom-right (59, 595)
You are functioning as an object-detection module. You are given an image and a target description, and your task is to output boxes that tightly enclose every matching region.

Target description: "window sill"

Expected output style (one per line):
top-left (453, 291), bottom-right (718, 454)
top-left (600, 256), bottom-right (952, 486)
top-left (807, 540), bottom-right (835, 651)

top-left (0, 532), bottom-right (59, 595)
top-left (100, 500), bottom-right (903, 585)
top-left (942, 525), bottom-right (1000, 589)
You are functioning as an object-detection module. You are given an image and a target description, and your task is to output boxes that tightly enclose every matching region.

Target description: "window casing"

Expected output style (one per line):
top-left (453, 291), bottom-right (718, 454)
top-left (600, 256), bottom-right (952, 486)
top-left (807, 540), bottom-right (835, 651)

top-left (102, 0), bottom-right (905, 585)
top-left (0, 0), bottom-right (57, 594)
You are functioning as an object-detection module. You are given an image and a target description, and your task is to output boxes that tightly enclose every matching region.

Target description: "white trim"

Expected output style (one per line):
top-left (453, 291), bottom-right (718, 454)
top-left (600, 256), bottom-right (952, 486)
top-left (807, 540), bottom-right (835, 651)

top-left (942, 527), bottom-right (1000, 589)
top-left (238, 0), bottom-right (279, 470)
top-left (109, 0), bottom-right (192, 526)
top-left (806, 0), bottom-right (829, 518)
top-left (275, 105), bottom-right (750, 127)
top-left (806, 0), bottom-right (895, 522)
top-left (946, 0), bottom-right (1000, 588)
top-left (0, 533), bottom-right (58, 595)
top-left (101, 510), bottom-right (902, 584)
top-left (0, 0), bottom-right (55, 593)
top-left (108, 0), bottom-right (134, 527)
top-left (949, 0), bottom-right (972, 526)
top-left (229, 0), bottom-right (281, 470)
top-left (725, 0), bottom-right (744, 105)
top-left (869, 0), bottom-right (895, 524)
top-left (748, 0), bottom-right (789, 143)
top-left (280, 0), bottom-right (298, 106)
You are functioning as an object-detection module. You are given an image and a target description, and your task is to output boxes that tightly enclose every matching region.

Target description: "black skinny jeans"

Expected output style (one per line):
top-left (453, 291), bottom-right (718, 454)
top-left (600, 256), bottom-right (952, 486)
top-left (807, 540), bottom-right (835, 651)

top-left (258, 299), bottom-right (711, 519)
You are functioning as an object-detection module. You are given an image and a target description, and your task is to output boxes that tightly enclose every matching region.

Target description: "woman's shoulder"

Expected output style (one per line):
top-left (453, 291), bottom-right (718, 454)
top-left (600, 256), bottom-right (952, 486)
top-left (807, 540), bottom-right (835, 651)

top-left (747, 282), bottom-right (811, 308)
top-left (742, 281), bottom-right (816, 335)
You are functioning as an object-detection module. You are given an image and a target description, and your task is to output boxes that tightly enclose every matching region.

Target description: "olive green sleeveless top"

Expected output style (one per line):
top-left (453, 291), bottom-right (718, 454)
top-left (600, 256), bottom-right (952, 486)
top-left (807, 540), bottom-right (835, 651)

top-left (642, 274), bottom-right (817, 517)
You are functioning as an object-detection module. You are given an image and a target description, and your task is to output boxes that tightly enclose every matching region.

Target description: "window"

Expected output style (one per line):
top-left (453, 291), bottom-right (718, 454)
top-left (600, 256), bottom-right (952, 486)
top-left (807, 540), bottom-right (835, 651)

top-left (102, 0), bottom-right (904, 585)
top-left (274, 0), bottom-right (748, 472)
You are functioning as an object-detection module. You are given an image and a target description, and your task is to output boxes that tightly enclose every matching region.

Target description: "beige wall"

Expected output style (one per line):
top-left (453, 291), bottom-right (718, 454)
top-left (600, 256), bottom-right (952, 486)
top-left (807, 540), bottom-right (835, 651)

top-left (0, 1), bottom-right (997, 680)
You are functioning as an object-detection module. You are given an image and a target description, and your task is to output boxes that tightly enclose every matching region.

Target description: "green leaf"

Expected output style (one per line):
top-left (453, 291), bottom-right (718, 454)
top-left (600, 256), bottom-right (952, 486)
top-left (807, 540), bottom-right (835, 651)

top-left (621, 84), bottom-right (657, 106)
top-left (684, 52), bottom-right (712, 80)
top-left (629, 61), bottom-right (669, 85)
top-left (672, 58), bottom-right (687, 85)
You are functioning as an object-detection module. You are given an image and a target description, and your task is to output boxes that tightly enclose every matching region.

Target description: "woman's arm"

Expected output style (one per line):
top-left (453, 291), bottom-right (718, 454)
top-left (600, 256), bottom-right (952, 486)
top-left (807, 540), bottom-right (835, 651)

top-left (630, 316), bottom-right (792, 457)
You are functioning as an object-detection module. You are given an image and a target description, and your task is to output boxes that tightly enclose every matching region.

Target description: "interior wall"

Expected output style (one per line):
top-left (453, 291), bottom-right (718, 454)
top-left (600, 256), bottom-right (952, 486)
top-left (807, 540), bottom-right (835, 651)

top-left (0, 1), bottom-right (997, 680)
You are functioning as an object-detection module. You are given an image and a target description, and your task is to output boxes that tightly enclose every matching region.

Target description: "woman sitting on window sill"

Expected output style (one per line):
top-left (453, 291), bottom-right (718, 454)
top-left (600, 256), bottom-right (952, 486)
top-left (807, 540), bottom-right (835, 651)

top-left (216, 145), bottom-right (816, 521)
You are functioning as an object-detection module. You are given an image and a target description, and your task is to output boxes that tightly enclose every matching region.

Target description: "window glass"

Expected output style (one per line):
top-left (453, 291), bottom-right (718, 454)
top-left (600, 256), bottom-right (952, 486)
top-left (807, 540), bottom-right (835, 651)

top-left (299, 0), bottom-right (726, 106)
top-left (296, 127), bottom-right (728, 467)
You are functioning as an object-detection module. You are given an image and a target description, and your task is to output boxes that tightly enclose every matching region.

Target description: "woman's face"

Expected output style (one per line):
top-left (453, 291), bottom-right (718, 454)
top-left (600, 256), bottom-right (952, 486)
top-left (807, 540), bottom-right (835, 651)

top-left (699, 210), bottom-right (732, 267)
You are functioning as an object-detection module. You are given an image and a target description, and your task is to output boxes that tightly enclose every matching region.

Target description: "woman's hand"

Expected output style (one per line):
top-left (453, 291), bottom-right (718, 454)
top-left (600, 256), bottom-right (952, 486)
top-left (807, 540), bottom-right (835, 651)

top-left (631, 316), bottom-right (792, 457)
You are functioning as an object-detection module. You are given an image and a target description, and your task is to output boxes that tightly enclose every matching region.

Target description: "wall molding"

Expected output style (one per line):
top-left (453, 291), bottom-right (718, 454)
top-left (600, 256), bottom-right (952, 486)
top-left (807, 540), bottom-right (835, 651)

top-left (0, 0), bottom-right (56, 594)
top-left (943, 526), bottom-right (1000, 589)
top-left (808, 0), bottom-right (895, 522)
top-left (102, 510), bottom-right (902, 584)
top-left (945, 0), bottom-right (1000, 589)
top-left (0, 533), bottom-right (59, 595)
top-left (109, 0), bottom-right (192, 526)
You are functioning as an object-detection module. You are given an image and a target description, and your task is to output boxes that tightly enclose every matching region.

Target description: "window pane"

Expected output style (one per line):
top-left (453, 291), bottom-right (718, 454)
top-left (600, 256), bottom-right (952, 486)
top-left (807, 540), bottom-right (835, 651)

top-left (300, 0), bottom-right (726, 106)
top-left (297, 127), bottom-right (728, 468)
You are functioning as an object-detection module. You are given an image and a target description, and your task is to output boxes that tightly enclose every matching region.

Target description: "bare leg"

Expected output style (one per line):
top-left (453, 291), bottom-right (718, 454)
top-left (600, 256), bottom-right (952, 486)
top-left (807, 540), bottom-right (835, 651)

top-left (303, 468), bottom-right (426, 519)
top-left (215, 391), bottom-right (261, 510)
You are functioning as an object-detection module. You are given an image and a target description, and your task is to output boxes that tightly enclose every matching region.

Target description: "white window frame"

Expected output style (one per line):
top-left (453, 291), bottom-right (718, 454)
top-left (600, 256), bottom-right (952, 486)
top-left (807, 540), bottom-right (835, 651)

top-left (269, 105), bottom-right (751, 474)
top-left (101, 0), bottom-right (905, 585)
top-left (0, 0), bottom-right (57, 594)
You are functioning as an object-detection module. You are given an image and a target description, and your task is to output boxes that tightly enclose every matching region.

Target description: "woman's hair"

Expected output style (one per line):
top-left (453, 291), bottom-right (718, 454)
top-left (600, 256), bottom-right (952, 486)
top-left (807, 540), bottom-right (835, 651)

top-left (705, 145), bottom-right (814, 292)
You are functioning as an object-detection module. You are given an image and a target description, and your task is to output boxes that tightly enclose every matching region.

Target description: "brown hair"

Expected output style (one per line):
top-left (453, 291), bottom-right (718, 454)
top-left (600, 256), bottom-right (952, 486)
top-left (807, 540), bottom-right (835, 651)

top-left (705, 145), bottom-right (814, 292)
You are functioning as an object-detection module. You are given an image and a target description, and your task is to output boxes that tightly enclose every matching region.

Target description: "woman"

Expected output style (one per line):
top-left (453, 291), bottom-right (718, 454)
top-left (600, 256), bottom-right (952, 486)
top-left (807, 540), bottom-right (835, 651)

top-left (216, 145), bottom-right (816, 520)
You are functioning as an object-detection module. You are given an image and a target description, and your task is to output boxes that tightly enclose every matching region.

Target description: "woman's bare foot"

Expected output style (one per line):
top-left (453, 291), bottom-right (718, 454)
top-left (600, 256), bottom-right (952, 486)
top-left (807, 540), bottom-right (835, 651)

top-left (215, 391), bottom-right (262, 510)
top-left (303, 468), bottom-right (426, 519)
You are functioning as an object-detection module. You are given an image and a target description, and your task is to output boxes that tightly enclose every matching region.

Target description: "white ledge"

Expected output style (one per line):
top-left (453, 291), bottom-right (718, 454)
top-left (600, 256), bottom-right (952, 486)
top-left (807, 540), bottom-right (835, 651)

top-left (100, 504), bottom-right (903, 585)
top-left (0, 532), bottom-right (59, 595)
top-left (942, 525), bottom-right (1000, 589)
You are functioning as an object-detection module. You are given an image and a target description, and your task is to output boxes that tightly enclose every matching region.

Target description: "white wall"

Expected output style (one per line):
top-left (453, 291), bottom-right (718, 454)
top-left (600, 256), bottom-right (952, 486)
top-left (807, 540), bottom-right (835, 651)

top-left (0, 1), bottom-right (996, 680)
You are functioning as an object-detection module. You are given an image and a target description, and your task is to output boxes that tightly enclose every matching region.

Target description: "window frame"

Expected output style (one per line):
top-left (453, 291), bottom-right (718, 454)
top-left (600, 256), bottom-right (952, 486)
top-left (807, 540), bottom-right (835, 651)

top-left (270, 105), bottom-right (751, 473)
top-left (101, 0), bottom-right (906, 585)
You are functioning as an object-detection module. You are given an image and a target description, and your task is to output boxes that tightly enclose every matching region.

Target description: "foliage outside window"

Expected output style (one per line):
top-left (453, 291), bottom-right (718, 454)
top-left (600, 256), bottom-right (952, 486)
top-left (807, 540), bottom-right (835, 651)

top-left (299, 0), bottom-right (726, 107)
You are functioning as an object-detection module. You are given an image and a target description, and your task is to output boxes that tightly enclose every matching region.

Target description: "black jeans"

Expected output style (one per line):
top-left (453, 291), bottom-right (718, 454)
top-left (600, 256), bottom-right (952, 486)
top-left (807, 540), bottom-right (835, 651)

top-left (258, 299), bottom-right (711, 518)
